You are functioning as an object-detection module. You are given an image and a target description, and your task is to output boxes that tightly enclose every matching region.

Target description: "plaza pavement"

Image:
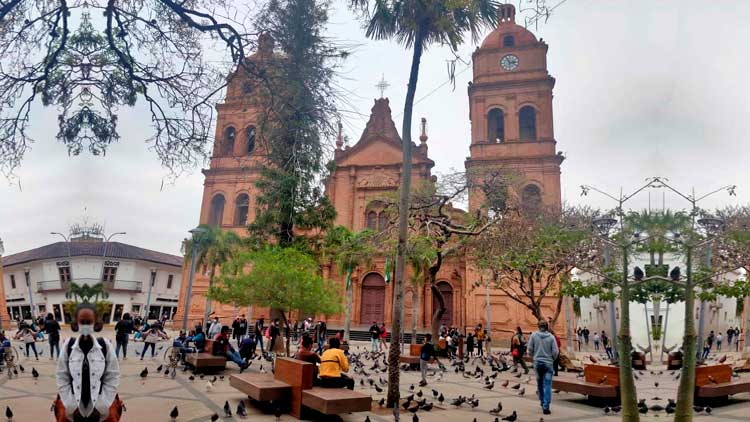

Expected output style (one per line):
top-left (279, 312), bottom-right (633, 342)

top-left (0, 328), bottom-right (748, 421)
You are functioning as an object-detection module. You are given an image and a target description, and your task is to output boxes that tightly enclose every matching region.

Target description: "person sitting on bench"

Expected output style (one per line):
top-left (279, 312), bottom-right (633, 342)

top-left (295, 335), bottom-right (321, 382)
top-left (213, 326), bottom-right (249, 372)
top-left (318, 337), bottom-right (354, 390)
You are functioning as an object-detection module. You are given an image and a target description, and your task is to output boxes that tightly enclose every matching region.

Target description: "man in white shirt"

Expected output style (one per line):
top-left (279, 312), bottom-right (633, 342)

top-left (56, 303), bottom-right (120, 422)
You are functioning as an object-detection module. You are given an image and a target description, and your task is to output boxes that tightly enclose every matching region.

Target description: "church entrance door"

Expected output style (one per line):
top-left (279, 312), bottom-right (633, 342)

top-left (433, 281), bottom-right (453, 327)
top-left (360, 273), bottom-right (385, 324)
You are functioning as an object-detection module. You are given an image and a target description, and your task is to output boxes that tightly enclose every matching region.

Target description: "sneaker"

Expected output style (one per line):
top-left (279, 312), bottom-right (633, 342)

top-left (543, 409), bottom-right (551, 415)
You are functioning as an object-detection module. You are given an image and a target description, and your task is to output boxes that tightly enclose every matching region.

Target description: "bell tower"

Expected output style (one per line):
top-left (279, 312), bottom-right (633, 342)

top-left (465, 4), bottom-right (563, 213)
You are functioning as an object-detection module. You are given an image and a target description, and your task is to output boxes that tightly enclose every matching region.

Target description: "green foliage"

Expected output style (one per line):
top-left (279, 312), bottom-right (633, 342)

top-left (65, 282), bottom-right (109, 303)
top-left (182, 225), bottom-right (242, 276)
top-left (208, 247), bottom-right (342, 318)
top-left (248, 0), bottom-right (343, 246)
top-left (62, 300), bottom-right (112, 324)
top-left (322, 226), bottom-right (377, 273)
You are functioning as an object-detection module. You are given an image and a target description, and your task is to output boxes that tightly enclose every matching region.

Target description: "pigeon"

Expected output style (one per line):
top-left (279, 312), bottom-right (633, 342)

top-left (169, 406), bottom-right (178, 420)
top-left (412, 414), bottom-right (419, 422)
top-left (378, 398), bottom-right (385, 407)
top-left (210, 413), bottom-right (219, 422)
top-left (634, 266), bottom-right (644, 280)
top-left (693, 405), bottom-right (704, 412)
top-left (223, 401), bottom-right (232, 417)
top-left (432, 389), bottom-right (439, 398)
top-left (604, 406), bottom-right (611, 414)
top-left (140, 368), bottom-right (148, 379)
top-left (501, 379), bottom-right (509, 388)
top-left (501, 410), bottom-right (517, 421)
top-left (156, 364), bottom-right (163, 372)
top-left (438, 393), bottom-right (444, 404)
top-left (18, 365), bottom-right (24, 373)
top-left (489, 401), bottom-right (503, 415)
top-left (518, 387), bottom-right (525, 396)
top-left (705, 406), bottom-right (712, 414)
top-left (188, 375), bottom-right (195, 382)
top-left (274, 405), bottom-right (283, 420)
top-left (374, 384), bottom-right (383, 393)
top-left (421, 402), bottom-right (433, 411)
top-left (638, 406), bottom-right (648, 414)
top-left (719, 355), bottom-right (727, 363)
top-left (484, 381), bottom-right (495, 390)
top-left (5, 406), bottom-right (12, 421)
top-left (32, 368), bottom-right (39, 378)
top-left (511, 383), bottom-right (521, 389)
top-left (205, 380), bottom-right (214, 392)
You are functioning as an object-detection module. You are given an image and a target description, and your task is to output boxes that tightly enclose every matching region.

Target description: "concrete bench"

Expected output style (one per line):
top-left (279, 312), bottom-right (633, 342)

top-left (667, 353), bottom-right (683, 370)
top-left (185, 353), bottom-right (227, 372)
top-left (275, 357), bottom-right (315, 419)
top-left (230, 373), bottom-right (291, 402)
top-left (632, 352), bottom-right (647, 370)
top-left (697, 380), bottom-right (750, 398)
top-left (302, 387), bottom-right (372, 415)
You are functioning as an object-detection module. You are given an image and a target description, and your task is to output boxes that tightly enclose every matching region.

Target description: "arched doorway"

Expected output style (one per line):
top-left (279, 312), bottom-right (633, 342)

top-left (433, 281), bottom-right (453, 327)
top-left (360, 273), bottom-right (386, 324)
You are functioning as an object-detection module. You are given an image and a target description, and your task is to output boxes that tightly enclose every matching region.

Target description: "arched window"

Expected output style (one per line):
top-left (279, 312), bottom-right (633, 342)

top-left (223, 126), bottom-right (236, 156)
top-left (209, 194), bottom-right (226, 226)
top-left (234, 193), bottom-right (250, 226)
top-left (503, 35), bottom-right (515, 47)
top-left (519, 106), bottom-right (537, 140)
top-left (366, 211), bottom-right (378, 230)
top-left (377, 212), bottom-right (388, 231)
top-left (246, 126), bottom-right (256, 154)
top-left (521, 184), bottom-right (542, 216)
top-left (487, 108), bottom-right (505, 142)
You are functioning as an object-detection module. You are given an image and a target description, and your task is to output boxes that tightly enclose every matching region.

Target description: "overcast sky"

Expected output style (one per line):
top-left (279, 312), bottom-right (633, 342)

top-left (1, 0), bottom-right (750, 257)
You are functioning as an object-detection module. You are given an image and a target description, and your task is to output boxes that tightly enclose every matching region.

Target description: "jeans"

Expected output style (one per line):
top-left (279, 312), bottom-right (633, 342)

top-left (256, 334), bottom-right (264, 352)
top-left (226, 350), bottom-right (245, 367)
top-left (513, 354), bottom-right (529, 373)
top-left (115, 338), bottom-right (128, 359)
top-left (477, 341), bottom-right (484, 356)
top-left (140, 342), bottom-right (156, 359)
top-left (605, 346), bottom-right (613, 359)
top-left (420, 359), bottom-right (430, 383)
top-left (235, 334), bottom-right (244, 349)
top-left (534, 361), bottom-right (554, 411)
top-left (371, 338), bottom-right (379, 352)
top-left (717, 341), bottom-right (722, 351)
top-left (594, 340), bottom-right (599, 350)
top-left (49, 338), bottom-right (60, 359)
top-left (702, 347), bottom-right (710, 359)
top-left (319, 374), bottom-right (354, 390)
top-left (316, 338), bottom-right (324, 354)
top-left (25, 342), bottom-right (38, 358)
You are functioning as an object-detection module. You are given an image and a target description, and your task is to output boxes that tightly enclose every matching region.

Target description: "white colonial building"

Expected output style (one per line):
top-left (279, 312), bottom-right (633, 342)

top-left (1, 235), bottom-right (183, 324)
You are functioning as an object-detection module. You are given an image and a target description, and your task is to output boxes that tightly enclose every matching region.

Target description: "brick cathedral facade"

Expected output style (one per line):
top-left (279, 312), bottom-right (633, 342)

top-left (174, 5), bottom-right (567, 340)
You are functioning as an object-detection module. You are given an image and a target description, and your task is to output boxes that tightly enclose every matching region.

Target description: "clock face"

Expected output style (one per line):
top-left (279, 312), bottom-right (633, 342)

top-left (500, 54), bottom-right (519, 71)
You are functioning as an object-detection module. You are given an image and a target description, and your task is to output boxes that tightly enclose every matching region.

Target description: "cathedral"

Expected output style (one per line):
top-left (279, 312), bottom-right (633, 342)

top-left (174, 4), bottom-right (567, 341)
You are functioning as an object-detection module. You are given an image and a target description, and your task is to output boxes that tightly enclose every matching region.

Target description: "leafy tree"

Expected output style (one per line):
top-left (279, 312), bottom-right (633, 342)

top-left (182, 225), bottom-right (241, 324)
top-left (0, 0), bottom-right (253, 175)
top-left (208, 246), bottom-right (343, 355)
top-left (348, 0), bottom-right (500, 408)
top-left (65, 282), bottom-right (109, 303)
top-left (246, 0), bottom-right (343, 246)
top-left (474, 207), bottom-right (597, 325)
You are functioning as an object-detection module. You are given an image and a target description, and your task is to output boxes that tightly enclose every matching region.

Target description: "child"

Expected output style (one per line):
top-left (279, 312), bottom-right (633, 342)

top-left (140, 323), bottom-right (169, 360)
top-left (14, 323), bottom-right (39, 360)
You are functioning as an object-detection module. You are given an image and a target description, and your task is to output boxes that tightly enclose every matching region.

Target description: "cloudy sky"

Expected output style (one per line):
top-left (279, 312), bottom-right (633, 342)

top-left (1, 0), bottom-right (749, 257)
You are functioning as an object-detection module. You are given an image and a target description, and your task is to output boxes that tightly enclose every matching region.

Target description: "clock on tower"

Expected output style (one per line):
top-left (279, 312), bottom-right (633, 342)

top-left (465, 3), bottom-right (563, 214)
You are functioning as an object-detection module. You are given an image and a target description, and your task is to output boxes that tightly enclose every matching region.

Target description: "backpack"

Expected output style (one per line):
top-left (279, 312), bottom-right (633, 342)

top-left (67, 337), bottom-right (107, 357)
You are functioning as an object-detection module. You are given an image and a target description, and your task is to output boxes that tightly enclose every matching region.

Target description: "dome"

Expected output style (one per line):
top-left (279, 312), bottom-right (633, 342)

top-left (480, 4), bottom-right (539, 49)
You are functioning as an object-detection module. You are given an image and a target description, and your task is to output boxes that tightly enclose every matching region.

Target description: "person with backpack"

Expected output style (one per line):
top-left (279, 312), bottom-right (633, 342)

top-left (44, 313), bottom-right (62, 360)
top-left (418, 334), bottom-right (439, 387)
top-left (55, 303), bottom-right (121, 422)
top-left (140, 323), bottom-right (169, 360)
top-left (511, 326), bottom-right (529, 374)
top-left (14, 323), bottom-right (39, 359)
top-left (113, 313), bottom-right (134, 360)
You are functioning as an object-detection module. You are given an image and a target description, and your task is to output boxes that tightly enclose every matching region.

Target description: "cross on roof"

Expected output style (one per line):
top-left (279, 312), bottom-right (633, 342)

top-left (375, 74), bottom-right (390, 98)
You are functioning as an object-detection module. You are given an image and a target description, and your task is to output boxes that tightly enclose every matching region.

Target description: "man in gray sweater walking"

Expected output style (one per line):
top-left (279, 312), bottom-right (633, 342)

top-left (527, 319), bottom-right (559, 415)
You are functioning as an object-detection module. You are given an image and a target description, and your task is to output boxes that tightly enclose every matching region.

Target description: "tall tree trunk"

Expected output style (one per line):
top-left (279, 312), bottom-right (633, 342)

top-left (644, 303), bottom-right (652, 358)
top-left (675, 247), bottom-right (697, 421)
top-left (745, 296), bottom-right (750, 352)
top-left (203, 265), bottom-right (216, 327)
top-left (387, 27), bottom-right (425, 413)
top-left (344, 279), bottom-right (353, 342)
top-left (618, 249), bottom-right (640, 422)
top-left (431, 282), bottom-right (446, 341)
top-left (411, 286), bottom-right (419, 344)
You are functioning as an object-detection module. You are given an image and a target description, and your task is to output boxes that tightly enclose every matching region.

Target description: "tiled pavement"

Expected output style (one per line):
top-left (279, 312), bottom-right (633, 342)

top-left (0, 329), bottom-right (748, 421)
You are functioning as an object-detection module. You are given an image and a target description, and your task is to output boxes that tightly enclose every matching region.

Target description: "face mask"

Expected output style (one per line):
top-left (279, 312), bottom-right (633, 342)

top-left (79, 324), bottom-right (93, 337)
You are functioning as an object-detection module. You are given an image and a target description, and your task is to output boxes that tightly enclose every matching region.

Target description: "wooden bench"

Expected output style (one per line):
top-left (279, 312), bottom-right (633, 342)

top-left (275, 357), bottom-right (315, 418)
top-left (632, 352), bottom-right (647, 370)
top-left (302, 387), bottom-right (371, 415)
top-left (399, 344), bottom-right (422, 368)
top-left (667, 353), bottom-right (683, 370)
top-left (230, 373), bottom-right (291, 402)
top-left (185, 339), bottom-right (226, 372)
top-left (695, 364), bottom-right (750, 404)
top-left (552, 364), bottom-right (620, 403)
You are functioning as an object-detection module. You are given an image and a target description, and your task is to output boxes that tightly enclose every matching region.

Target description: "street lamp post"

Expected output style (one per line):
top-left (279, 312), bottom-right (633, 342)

top-left (0, 237), bottom-right (5, 329)
top-left (182, 227), bottom-right (207, 331)
top-left (24, 267), bottom-right (35, 320)
top-left (145, 269), bottom-right (156, 321)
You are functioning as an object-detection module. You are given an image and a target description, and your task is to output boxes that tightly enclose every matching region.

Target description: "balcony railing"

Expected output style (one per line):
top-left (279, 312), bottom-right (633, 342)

top-left (36, 278), bottom-right (143, 293)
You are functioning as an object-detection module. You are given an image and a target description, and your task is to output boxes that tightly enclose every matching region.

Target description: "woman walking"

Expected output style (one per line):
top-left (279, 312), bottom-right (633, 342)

top-left (44, 313), bottom-right (62, 360)
top-left (511, 326), bottom-right (529, 374)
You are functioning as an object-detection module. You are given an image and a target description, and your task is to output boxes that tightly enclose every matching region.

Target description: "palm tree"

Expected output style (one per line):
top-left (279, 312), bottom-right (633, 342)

top-left (349, 0), bottom-right (499, 409)
top-left (325, 227), bottom-right (376, 341)
top-left (184, 225), bottom-right (242, 324)
top-left (65, 282), bottom-right (109, 303)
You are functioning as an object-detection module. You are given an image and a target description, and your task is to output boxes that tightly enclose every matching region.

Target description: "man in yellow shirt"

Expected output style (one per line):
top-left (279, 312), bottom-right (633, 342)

top-left (318, 337), bottom-right (354, 390)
